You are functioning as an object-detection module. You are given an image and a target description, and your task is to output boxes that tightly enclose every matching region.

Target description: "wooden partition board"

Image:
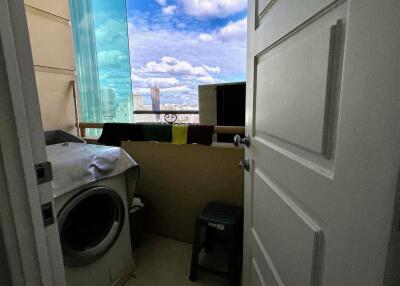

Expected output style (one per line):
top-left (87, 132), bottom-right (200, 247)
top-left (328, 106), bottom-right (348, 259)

top-left (122, 141), bottom-right (245, 243)
top-left (25, 0), bottom-right (71, 20)
top-left (35, 70), bottom-right (76, 133)
top-left (24, 0), bottom-right (77, 134)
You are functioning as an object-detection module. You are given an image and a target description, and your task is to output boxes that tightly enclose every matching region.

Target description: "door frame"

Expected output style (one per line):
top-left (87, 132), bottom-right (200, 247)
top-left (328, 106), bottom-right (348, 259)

top-left (0, 0), bottom-right (65, 285)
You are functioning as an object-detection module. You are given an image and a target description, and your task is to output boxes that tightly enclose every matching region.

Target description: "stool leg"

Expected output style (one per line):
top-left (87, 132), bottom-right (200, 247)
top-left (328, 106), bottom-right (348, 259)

top-left (204, 226), bottom-right (215, 253)
top-left (189, 220), bottom-right (201, 281)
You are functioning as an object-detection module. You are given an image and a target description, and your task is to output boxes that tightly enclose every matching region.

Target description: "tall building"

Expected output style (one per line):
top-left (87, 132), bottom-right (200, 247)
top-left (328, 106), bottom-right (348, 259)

top-left (116, 97), bottom-right (133, 123)
top-left (151, 84), bottom-right (160, 120)
top-left (101, 88), bottom-right (116, 121)
top-left (133, 93), bottom-right (144, 110)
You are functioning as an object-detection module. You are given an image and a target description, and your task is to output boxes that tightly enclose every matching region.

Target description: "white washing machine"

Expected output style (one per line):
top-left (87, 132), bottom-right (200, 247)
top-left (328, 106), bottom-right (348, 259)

top-left (47, 142), bottom-right (139, 286)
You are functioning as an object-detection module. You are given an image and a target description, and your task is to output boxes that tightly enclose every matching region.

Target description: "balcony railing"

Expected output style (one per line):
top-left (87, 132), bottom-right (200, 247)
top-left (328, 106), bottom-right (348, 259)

top-left (134, 110), bottom-right (199, 124)
top-left (133, 110), bottom-right (199, 115)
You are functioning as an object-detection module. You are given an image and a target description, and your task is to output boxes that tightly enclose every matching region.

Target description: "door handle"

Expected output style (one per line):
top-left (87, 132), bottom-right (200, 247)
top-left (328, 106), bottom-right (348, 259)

top-left (233, 134), bottom-right (250, 147)
top-left (238, 158), bottom-right (250, 171)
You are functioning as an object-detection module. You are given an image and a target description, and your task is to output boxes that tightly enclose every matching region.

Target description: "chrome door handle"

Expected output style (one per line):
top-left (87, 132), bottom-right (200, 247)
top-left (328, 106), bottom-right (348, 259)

top-left (238, 158), bottom-right (250, 171)
top-left (233, 134), bottom-right (250, 147)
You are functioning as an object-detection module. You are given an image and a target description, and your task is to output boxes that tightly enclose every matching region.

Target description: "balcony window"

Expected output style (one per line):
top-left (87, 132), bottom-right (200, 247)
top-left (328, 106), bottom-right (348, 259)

top-left (70, 0), bottom-right (247, 127)
top-left (69, 0), bottom-right (133, 132)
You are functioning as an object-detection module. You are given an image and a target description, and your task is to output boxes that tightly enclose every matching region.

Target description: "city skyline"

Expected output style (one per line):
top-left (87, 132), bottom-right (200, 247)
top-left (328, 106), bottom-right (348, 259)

top-left (127, 0), bottom-right (247, 106)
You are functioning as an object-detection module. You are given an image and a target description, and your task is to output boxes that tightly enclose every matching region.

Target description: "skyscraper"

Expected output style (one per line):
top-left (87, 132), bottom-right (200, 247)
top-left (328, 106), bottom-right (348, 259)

top-left (101, 88), bottom-right (116, 121)
top-left (133, 93), bottom-right (144, 110)
top-left (151, 84), bottom-right (160, 121)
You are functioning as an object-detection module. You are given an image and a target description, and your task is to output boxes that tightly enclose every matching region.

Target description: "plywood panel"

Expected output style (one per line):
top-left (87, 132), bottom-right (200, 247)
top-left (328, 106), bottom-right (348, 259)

top-left (25, 0), bottom-right (70, 20)
top-left (35, 70), bottom-right (76, 134)
top-left (255, 24), bottom-right (332, 154)
top-left (122, 141), bottom-right (244, 243)
top-left (26, 7), bottom-right (75, 70)
top-left (199, 85), bottom-right (217, 126)
top-left (252, 169), bottom-right (322, 286)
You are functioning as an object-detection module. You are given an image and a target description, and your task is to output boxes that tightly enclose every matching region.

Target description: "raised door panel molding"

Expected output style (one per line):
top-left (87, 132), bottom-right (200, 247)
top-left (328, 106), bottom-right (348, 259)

top-left (26, 7), bottom-right (75, 71)
top-left (250, 258), bottom-right (268, 286)
top-left (35, 71), bottom-right (76, 134)
top-left (255, 19), bottom-right (343, 155)
top-left (254, 0), bottom-right (342, 53)
top-left (25, 0), bottom-right (71, 20)
top-left (257, 0), bottom-right (274, 17)
top-left (251, 169), bottom-right (322, 286)
top-left (250, 241), bottom-right (282, 286)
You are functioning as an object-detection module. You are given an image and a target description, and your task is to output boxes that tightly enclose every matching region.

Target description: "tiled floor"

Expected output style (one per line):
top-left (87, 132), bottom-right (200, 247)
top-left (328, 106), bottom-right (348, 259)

top-left (125, 234), bottom-right (230, 286)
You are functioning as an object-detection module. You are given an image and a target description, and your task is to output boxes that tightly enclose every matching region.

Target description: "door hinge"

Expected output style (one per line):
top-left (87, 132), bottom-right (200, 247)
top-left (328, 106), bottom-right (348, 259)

top-left (35, 161), bottom-right (53, 185)
top-left (41, 202), bottom-right (55, 227)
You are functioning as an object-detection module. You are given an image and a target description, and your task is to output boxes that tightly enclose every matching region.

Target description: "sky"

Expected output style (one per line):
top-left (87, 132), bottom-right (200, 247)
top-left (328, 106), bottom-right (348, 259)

top-left (91, 0), bottom-right (247, 106)
top-left (126, 0), bottom-right (247, 106)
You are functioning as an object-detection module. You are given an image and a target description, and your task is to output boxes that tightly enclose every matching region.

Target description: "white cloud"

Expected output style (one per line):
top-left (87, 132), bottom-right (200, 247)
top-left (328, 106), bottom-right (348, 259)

top-left (139, 56), bottom-right (220, 77)
top-left (199, 17), bottom-right (247, 43)
top-left (132, 74), bottom-right (180, 87)
top-left (162, 5), bottom-right (177, 15)
top-left (156, 0), bottom-right (167, 6)
top-left (132, 85), bottom-right (191, 96)
top-left (198, 33), bottom-right (214, 42)
top-left (178, 0), bottom-right (246, 18)
top-left (218, 17), bottom-right (247, 41)
top-left (204, 65), bottom-right (221, 73)
top-left (162, 85), bottom-right (191, 93)
top-left (127, 11), bottom-right (247, 104)
top-left (198, 75), bottom-right (217, 83)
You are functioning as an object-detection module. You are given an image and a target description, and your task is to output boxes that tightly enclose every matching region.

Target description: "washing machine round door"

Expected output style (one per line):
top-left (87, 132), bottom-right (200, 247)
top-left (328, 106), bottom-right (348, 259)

top-left (57, 186), bottom-right (125, 267)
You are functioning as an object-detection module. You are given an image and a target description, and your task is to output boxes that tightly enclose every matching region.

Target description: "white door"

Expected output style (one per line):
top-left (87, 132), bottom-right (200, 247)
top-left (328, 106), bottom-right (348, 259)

top-left (242, 0), bottom-right (400, 285)
top-left (0, 0), bottom-right (66, 285)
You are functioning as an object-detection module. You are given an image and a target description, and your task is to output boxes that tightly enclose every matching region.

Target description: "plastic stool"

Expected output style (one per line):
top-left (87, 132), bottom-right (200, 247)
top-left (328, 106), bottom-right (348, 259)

top-left (189, 202), bottom-right (243, 286)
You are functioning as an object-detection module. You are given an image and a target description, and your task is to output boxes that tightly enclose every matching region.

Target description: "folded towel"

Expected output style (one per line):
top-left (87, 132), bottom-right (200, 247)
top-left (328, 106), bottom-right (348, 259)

top-left (187, 125), bottom-right (214, 146)
top-left (99, 123), bottom-right (213, 146)
top-left (142, 124), bottom-right (172, 142)
top-left (172, 125), bottom-right (188, 145)
top-left (98, 123), bottom-right (144, 146)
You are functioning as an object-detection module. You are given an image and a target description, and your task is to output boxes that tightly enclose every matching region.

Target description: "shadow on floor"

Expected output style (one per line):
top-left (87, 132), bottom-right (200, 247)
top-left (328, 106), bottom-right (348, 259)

top-left (125, 234), bottom-right (231, 286)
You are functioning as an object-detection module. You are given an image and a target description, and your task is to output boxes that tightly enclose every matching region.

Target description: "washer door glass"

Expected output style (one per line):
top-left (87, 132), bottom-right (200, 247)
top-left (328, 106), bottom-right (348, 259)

top-left (58, 187), bottom-right (125, 267)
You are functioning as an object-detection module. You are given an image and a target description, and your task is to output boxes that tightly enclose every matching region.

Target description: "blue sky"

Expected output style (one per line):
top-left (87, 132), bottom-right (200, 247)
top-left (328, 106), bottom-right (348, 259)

top-left (126, 0), bottom-right (247, 105)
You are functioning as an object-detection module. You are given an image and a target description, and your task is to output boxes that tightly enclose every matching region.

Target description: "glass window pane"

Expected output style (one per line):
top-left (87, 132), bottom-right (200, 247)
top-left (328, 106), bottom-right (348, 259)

top-left (69, 0), bottom-right (133, 128)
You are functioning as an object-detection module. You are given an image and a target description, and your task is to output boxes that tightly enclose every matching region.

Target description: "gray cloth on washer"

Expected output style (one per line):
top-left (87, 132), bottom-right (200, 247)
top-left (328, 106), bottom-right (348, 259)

top-left (46, 143), bottom-right (139, 206)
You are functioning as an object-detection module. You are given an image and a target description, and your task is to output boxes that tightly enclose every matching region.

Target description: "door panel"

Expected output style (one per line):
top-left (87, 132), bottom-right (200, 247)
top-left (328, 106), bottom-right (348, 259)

top-left (255, 21), bottom-right (338, 155)
top-left (252, 168), bottom-right (322, 286)
top-left (254, 0), bottom-right (340, 54)
top-left (250, 230), bottom-right (283, 286)
top-left (256, 0), bottom-right (272, 16)
top-left (244, 0), bottom-right (400, 285)
top-left (250, 258), bottom-right (269, 286)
